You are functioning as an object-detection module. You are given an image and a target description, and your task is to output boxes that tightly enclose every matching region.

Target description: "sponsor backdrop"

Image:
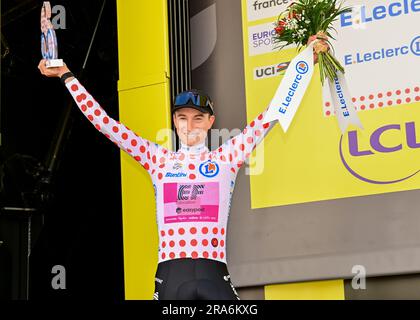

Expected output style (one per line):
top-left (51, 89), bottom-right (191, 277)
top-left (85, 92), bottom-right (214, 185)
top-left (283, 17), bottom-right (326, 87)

top-left (242, 0), bottom-right (420, 208)
top-left (190, 0), bottom-right (420, 291)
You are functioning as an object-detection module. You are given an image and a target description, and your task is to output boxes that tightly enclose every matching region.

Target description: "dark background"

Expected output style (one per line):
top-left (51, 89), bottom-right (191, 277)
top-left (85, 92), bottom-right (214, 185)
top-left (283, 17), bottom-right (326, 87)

top-left (1, 0), bottom-right (124, 299)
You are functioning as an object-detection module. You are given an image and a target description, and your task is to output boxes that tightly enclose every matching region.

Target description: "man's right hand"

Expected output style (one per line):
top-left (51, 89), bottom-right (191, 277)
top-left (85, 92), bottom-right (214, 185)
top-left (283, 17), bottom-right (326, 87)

top-left (38, 59), bottom-right (74, 82)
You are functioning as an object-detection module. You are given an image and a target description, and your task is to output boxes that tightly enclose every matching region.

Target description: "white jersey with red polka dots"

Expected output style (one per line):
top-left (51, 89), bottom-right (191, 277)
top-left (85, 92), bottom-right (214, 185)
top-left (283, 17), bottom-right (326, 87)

top-left (65, 78), bottom-right (275, 264)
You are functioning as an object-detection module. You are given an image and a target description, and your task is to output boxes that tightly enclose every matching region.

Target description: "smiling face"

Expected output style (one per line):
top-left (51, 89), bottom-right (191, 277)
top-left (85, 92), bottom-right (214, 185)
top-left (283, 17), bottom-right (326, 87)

top-left (173, 107), bottom-right (215, 147)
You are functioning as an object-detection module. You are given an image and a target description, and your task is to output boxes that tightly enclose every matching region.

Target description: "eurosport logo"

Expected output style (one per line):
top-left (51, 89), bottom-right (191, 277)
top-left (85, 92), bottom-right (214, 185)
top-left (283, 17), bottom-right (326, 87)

top-left (251, 28), bottom-right (276, 48)
top-left (340, 0), bottom-right (420, 28)
top-left (199, 161), bottom-right (219, 178)
top-left (340, 121), bottom-right (420, 184)
top-left (344, 35), bottom-right (420, 66)
top-left (248, 22), bottom-right (278, 56)
top-left (249, 22), bottom-right (297, 56)
top-left (253, 62), bottom-right (290, 80)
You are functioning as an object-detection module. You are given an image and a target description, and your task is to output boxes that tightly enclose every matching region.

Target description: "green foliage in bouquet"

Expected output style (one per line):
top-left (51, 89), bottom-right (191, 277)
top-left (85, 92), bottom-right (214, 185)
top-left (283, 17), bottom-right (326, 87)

top-left (273, 0), bottom-right (352, 85)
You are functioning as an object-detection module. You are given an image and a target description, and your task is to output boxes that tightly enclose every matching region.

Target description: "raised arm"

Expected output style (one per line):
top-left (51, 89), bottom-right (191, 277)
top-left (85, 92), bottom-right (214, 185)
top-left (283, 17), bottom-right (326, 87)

top-left (38, 59), bottom-right (167, 173)
top-left (216, 106), bottom-right (276, 171)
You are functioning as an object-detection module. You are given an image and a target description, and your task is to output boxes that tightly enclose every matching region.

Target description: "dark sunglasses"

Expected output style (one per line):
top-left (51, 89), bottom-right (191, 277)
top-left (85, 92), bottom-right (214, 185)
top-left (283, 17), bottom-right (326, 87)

top-left (174, 92), bottom-right (214, 112)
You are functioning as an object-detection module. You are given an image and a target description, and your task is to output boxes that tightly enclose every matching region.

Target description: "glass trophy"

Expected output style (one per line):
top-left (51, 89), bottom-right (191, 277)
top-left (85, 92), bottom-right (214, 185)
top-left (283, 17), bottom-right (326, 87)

top-left (41, 1), bottom-right (63, 68)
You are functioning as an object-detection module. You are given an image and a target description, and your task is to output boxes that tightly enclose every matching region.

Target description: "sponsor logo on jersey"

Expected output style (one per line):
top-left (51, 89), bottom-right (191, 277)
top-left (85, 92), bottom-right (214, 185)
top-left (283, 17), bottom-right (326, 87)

top-left (177, 184), bottom-right (205, 201)
top-left (165, 172), bottom-right (187, 178)
top-left (172, 162), bottom-right (183, 170)
top-left (199, 160), bottom-right (220, 178)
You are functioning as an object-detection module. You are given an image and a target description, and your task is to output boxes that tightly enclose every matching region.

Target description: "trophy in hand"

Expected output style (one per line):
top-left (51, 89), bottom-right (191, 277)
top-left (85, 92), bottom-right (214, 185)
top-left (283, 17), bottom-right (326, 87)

top-left (41, 1), bottom-right (63, 67)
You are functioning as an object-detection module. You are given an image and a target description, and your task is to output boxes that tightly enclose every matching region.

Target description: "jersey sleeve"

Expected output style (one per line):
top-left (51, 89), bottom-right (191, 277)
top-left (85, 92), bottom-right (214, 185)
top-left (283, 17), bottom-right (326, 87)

top-left (216, 106), bottom-right (276, 172)
top-left (65, 77), bottom-right (168, 172)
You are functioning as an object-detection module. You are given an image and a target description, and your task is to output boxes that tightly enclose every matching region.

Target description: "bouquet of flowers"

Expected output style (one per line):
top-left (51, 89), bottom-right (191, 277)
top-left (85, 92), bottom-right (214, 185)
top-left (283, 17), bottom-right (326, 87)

top-left (273, 0), bottom-right (351, 85)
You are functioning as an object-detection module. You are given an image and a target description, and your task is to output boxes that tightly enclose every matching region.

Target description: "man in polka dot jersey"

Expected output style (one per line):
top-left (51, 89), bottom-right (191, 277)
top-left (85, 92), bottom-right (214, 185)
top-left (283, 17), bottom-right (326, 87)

top-left (38, 59), bottom-right (275, 300)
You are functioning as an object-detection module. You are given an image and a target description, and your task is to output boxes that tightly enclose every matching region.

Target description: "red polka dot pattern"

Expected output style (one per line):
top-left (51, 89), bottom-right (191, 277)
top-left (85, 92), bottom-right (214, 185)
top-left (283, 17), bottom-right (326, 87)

top-left (323, 86), bottom-right (420, 117)
top-left (68, 79), bottom-right (266, 265)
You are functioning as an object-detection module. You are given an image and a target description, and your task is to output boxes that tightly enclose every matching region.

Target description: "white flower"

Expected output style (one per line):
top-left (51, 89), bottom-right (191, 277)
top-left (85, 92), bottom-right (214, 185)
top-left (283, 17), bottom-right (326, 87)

top-left (296, 28), bottom-right (306, 38)
top-left (287, 18), bottom-right (298, 30)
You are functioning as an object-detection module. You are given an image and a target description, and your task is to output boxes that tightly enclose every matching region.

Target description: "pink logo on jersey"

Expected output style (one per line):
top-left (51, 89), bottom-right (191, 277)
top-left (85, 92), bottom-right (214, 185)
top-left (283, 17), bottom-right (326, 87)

top-left (163, 182), bottom-right (219, 223)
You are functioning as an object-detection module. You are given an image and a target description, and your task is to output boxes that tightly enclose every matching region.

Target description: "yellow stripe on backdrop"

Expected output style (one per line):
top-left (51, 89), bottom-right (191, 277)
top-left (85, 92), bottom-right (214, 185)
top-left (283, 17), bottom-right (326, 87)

top-left (265, 280), bottom-right (345, 300)
top-left (116, 0), bottom-right (171, 299)
top-left (240, 0), bottom-right (420, 209)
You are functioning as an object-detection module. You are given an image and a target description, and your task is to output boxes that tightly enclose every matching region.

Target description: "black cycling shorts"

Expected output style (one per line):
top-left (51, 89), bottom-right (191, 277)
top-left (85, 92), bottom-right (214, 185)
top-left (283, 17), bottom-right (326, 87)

top-left (153, 258), bottom-right (240, 300)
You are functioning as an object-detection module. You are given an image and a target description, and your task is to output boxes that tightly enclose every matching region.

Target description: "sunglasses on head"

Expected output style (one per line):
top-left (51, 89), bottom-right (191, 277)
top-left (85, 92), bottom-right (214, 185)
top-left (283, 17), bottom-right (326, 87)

top-left (174, 92), bottom-right (214, 112)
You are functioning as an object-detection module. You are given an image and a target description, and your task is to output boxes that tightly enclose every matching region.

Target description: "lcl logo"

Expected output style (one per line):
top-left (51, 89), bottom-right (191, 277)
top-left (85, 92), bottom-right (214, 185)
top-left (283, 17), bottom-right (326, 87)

top-left (340, 121), bottom-right (420, 184)
top-left (348, 122), bottom-right (419, 156)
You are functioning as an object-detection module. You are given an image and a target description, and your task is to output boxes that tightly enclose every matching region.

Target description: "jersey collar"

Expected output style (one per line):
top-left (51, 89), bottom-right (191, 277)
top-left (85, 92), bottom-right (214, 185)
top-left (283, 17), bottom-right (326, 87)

top-left (179, 141), bottom-right (209, 154)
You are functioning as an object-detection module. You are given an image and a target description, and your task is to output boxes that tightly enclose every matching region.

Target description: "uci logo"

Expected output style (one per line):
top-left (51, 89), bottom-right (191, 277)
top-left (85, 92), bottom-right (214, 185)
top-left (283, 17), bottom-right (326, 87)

top-left (296, 61), bottom-right (309, 74)
top-left (254, 62), bottom-right (290, 79)
top-left (199, 160), bottom-right (219, 178)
